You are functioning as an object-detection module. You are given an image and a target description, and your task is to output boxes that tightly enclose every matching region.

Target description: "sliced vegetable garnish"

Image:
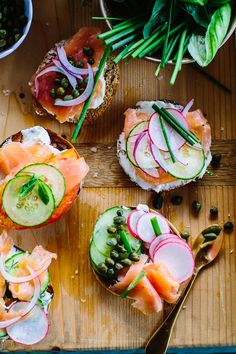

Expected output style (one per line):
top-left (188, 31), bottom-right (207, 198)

top-left (159, 116), bottom-right (175, 163)
top-left (149, 233), bottom-right (180, 261)
top-left (119, 230), bottom-right (132, 253)
top-left (120, 269), bottom-right (146, 298)
top-left (127, 209), bottom-right (145, 238)
top-left (150, 217), bottom-right (161, 236)
top-left (133, 131), bottom-right (159, 169)
top-left (126, 121), bottom-right (148, 167)
top-left (137, 212), bottom-right (170, 243)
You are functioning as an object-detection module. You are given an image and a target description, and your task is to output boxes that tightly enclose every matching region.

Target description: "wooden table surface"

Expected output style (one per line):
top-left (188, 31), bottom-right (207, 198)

top-left (0, 0), bottom-right (235, 351)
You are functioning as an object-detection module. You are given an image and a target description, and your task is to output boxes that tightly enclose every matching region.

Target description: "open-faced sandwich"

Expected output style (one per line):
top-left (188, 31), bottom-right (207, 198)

top-left (0, 231), bottom-right (56, 345)
top-left (90, 204), bottom-right (194, 314)
top-left (118, 100), bottom-right (212, 192)
top-left (0, 126), bottom-right (89, 229)
top-left (29, 27), bottom-right (119, 124)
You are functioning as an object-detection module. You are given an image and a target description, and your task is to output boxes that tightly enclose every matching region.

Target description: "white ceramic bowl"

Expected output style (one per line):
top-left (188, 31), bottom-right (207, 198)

top-left (0, 0), bottom-right (33, 59)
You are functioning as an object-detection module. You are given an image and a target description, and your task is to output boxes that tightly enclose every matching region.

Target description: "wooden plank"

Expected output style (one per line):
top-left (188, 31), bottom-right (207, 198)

top-left (71, 140), bottom-right (236, 187)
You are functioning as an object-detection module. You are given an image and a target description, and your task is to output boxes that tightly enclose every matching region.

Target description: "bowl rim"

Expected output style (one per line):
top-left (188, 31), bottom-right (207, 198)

top-left (99, 0), bottom-right (236, 65)
top-left (0, 0), bottom-right (33, 60)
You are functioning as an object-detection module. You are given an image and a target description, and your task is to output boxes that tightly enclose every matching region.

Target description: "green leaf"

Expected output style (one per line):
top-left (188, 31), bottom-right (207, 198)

top-left (18, 176), bottom-right (38, 199)
top-left (178, 2), bottom-right (210, 27)
top-left (38, 181), bottom-right (50, 205)
top-left (143, 0), bottom-right (167, 39)
top-left (179, 0), bottom-right (209, 5)
top-left (188, 3), bottom-right (232, 66)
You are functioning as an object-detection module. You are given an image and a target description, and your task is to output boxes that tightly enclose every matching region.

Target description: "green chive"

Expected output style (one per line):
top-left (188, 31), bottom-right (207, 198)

top-left (159, 116), bottom-right (176, 163)
top-left (150, 217), bottom-right (161, 236)
top-left (131, 25), bottom-right (164, 58)
top-left (170, 28), bottom-right (188, 85)
top-left (113, 41), bottom-right (135, 63)
top-left (98, 19), bottom-right (139, 40)
top-left (119, 230), bottom-right (132, 253)
top-left (163, 31), bottom-right (181, 66)
top-left (160, 0), bottom-right (174, 67)
top-left (71, 45), bottom-right (111, 142)
top-left (120, 270), bottom-right (146, 298)
top-left (111, 32), bottom-right (140, 51)
top-left (104, 21), bottom-right (145, 45)
top-left (92, 17), bottom-right (126, 21)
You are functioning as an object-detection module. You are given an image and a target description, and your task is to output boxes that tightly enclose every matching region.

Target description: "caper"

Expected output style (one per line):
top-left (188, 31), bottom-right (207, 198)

top-left (56, 87), bottom-right (65, 96)
top-left (113, 216), bottom-right (126, 225)
top-left (61, 78), bottom-right (69, 89)
top-left (88, 57), bottom-right (95, 65)
top-left (210, 207), bottom-right (218, 217)
top-left (129, 252), bottom-right (140, 261)
top-left (192, 200), bottom-right (201, 214)
top-left (0, 29), bottom-right (6, 38)
top-left (14, 33), bottom-right (21, 42)
top-left (50, 88), bottom-right (56, 99)
top-left (180, 231), bottom-right (190, 240)
top-left (75, 61), bottom-right (84, 68)
top-left (114, 263), bottom-right (123, 271)
top-left (117, 224), bottom-right (125, 231)
top-left (110, 250), bottom-right (119, 260)
top-left (54, 78), bottom-right (61, 86)
top-left (72, 89), bottom-right (79, 98)
top-left (67, 55), bottom-right (74, 62)
top-left (83, 46), bottom-right (94, 57)
top-left (116, 235), bottom-right (122, 244)
top-left (211, 153), bottom-right (222, 167)
top-left (224, 221), bottom-right (233, 233)
top-left (117, 209), bottom-right (123, 216)
top-left (116, 244), bottom-right (126, 253)
top-left (97, 262), bottom-right (107, 274)
top-left (170, 195), bottom-right (183, 205)
top-left (153, 193), bottom-right (164, 210)
top-left (107, 268), bottom-right (115, 277)
top-left (121, 258), bottom-right (132, 266)
top-left (63, 95), bottom-right (73, 101)
top-left (202, 224), bottom-right (222, 236)
top-left (107, 226), bottom-right (116, 234)
top-left (0, 38), bottom-right (6, 47)
top-left (79, 87), bottom-right (85, 94)
top-left (203, 233), bottom-right (217, 241)
top-left (105, 257), bottom-right (115, 267)
top-left (106, 238), bottom-right (117, 247)
top-left (83, 76), bottom-right (89, 85)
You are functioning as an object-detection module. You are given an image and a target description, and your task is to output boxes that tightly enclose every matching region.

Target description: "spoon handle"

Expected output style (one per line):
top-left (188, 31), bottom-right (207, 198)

top-left (145, 271), bottom-right (198, 354)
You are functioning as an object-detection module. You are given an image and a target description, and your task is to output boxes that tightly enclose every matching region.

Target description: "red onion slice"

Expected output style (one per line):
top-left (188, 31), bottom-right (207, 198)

top-left (34, 66), bottom-right (64, 98)
top-left (0, 254), bottom-right (51, 283)
top-left (54, 63), bottom-right (94, 107)
top-left (56, 45), bottom-right (97, 76)
top-left (52, 59), bottom-right (79, 88)
top-left (182, 99), bottom-right (194, 116)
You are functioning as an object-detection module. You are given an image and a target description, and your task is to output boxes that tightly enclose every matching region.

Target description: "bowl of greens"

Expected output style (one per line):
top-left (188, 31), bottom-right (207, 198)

top-left (98, 0), bottom-right (236, 84)
top-left (0, 0), bottom-right (33, 59)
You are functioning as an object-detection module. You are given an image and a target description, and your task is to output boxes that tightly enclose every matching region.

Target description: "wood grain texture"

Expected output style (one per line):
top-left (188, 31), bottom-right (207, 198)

top-left (0, 0), bottom-right (235, 351)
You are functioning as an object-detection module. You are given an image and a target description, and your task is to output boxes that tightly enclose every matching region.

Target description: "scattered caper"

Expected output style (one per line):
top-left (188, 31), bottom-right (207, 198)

top-left (72, 89), bottom-right (79, 98)
top-left (180, 231), bottom-right (190, 240)
top-left (202, 224), bottom-right (222, 236)
top-left (224, 221), bottom-right (233, 233)
top-left (105, 257), bottom-right (115, 267)
top-left (117, 209), bottom-right (123, 216)
top-left (67, 55), bottom-right (74, 62)
top-left (117, 224), bottom-right (125, 231)
top-left (107, 268), bottom-right (115, 277)
top-left (211, 153), bottom-right (222, 167)
top-left (50, 88), bottom-right (56, 99)
top-left (107, 226), bottom-right (116, 234)
top-left (83, 46), bottom-right (94, 57)
top-left (115, 263), bottom-right (123, 271)
top-left (116, 244), bottom-right (126, 253)
top-left (192, 200), bottom-right (201, 214)
top-left (210, 207), bottom-right (218, 217)
top-left (121, 258), bottom-right (132, 266)
top-left (79, 87), bottom-right (85, 94)
top-left (171, 195), bottom-right (183, 205)
top-left (88, 57), bottom-right (95, 65)
top-left (0, 39), bottom-right (6, 47)
top-left (106, 238), bottom-right (117, 247)
top-left (97, 262), bottom-right (107, 274)
top-left (63, 95), bottom-right (73, 101)
top-left (14, 33), bottom-right (20, 42)
top-left (110, 250), bottom-right (119, 260)
top-left (153, 193), bottom-right (164, 210)
top-left (54, 78), bottom-right (61, 86)
top-left (203, 233), bottom-right (217, 241)
top-left (83, 76), bottom-right (89, 85)
top-left (61, 78), bottom-right (69, 89)
top-left (75, 61), bottom-right (84, 68)
top-left (56, 87), bottom-right (65, 96)
top-left (113, 216), bottom-right (126, 225)
top-left (129, 252), bottom-right (140, 261)
top-left (0, 29), bottom-right (7, 38)
top-left (116, 235), bottom-right (122, 244)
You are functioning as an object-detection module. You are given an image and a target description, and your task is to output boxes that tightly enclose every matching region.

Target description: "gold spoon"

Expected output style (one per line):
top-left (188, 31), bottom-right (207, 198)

top-left (145, 224), bottom-right (223, 354)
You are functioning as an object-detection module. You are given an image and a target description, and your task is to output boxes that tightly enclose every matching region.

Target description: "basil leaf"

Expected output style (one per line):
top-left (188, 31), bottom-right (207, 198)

top-left (188, 3), bottom-right (231, 66)
top-left (179, 0), bottom-right (208, 5)
top-left (143, 0), bottom-right (167, 39)
top-left (38, 181), bottom-right (50, 205)
top-left (178, 2), bottom-right (210, 27)
top-left (18, 176), bottom-right (38, 199)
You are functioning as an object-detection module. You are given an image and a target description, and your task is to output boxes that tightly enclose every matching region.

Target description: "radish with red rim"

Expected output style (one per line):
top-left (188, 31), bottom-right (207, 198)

top-left (126, 121), bottom-right (148, 167)
top-left (127, 209), bottom-right (145, 238)
top-left (136, 212), bottom-right (170, 243)
top-left (134, 131), bottom-right (159, 170)
top-left (149, 233), bottom-right (180, 261)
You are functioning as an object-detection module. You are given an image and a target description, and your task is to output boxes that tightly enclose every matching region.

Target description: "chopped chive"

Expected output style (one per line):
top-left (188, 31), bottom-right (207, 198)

top-left (111, 32), bottom-right (140, 51)
top-left (170, 28), bottom-right (188, 85)
top-left (92, 17), bottom-right (126, 21)
top-left (161, 0), bottom-right (174, 67)
top-left (71, 45), bottom-right (111, 142)
top-left (159, 116), bottom-right (176, 163)
top-left (98, 19), bottom-right (139, 40)
top-left (131, 25), bottom-right (164, 58)
top-left (163, 31), bottom-right (181, 66)
top-left (155, 63), bottom-right (161, 77)
top-left (104, 21), bottom-right (145, 45)
top-left (113, 41), bottom-right (136, 63)
top-left (150, 217), bottom-right (162, 236)
top-left (119, 230), bottom-right (132, 253)
top-left (120, 270), bottom-right (146, 298)
top-left (113, 17), bottom-right (139, 29)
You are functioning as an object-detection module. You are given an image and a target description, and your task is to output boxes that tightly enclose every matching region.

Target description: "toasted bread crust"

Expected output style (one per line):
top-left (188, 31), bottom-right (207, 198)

top-left (31, 41), bottom-right (119, 125)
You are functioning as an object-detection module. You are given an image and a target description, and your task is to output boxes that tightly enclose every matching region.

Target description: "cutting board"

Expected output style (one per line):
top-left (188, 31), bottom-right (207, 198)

top-left (0, 0), bottom-right (235, 350)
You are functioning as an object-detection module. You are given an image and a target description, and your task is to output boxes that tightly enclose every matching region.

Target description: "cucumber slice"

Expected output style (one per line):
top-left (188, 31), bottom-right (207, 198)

top-left (126, 121), bottom-right (148, 167)
top-left (5, 252), bottom-right (50, 294)
top-left (151, 144), bottom-right (205, 180)
top-left (2, 175), bottom-right (55, 227)
top-left (0, 328), bottom-right (8, 339)
top-left (17, 164), bottom-right (65, 207)
top-left (92, 206), bottom-right (142, 257)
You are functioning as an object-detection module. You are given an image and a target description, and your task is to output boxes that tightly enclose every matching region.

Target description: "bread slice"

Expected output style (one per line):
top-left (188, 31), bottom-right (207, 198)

top-left (31, 40), bottom-right (119, 125)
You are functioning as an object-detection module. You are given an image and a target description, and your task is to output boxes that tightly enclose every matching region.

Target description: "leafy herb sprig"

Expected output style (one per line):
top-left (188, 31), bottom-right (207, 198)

top-left (18, 175), bottom-right (50, 205)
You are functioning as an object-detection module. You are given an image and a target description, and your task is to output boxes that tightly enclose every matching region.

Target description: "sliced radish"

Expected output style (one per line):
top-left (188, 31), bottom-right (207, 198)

top-left (7, 302), bottom-right (48, 345)
top-left (148, 109), bottom-right (188, 152)
top-left (149, 233), bottom-right (179, 261)
top-left (134, 131), bottom-right (159, 169)
top-left (127, 210), bottom-right (145, 238)
top-left (153, 241), bottom-right (194, 283)
top-left (142, 168), bottom-right (160, 178)
top-left (150, 143), bottom-right (167, 172)
top-left (154, 238), bottom-right (191, 260)
top-left (182, 98), bottom-right (194, 116)
top-left (136, 212), bottom-right (170, 243)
